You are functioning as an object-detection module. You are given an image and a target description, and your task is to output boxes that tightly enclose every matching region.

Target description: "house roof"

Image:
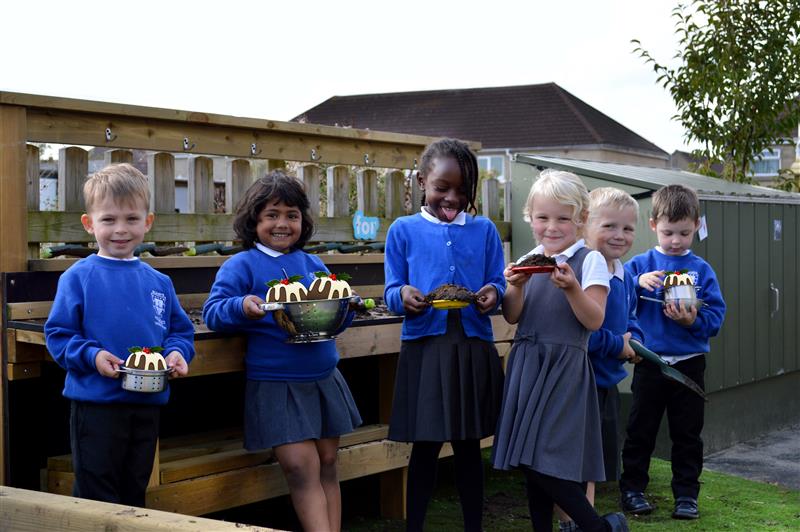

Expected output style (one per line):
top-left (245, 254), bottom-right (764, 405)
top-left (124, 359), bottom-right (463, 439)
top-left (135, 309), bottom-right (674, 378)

top-left (517, 154), bottom-right (800, 202)
top-left (295, 83), bottom-right (668, 156)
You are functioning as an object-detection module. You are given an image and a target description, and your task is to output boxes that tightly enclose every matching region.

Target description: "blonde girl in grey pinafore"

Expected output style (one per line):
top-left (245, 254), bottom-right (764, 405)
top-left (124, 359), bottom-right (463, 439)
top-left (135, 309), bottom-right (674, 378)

top-left (491, 168), bottom-right (630, 532)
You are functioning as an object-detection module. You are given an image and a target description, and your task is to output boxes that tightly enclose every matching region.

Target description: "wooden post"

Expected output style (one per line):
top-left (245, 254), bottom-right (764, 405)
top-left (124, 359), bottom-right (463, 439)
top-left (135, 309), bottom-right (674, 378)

top-left (103, 149), bottom-right (133, 165)
top-left (0, 104), bottom-right (27, 486)
top-left (297, 164), bottom-right (321, 218)
top-left (356, 169), bottom-right (379, 216)
top-left (326, 166), bottom-right (350, 217)
top-left (147, 153), bottom-right (176, 214)
top-left (57, 147), bottom-right (88, 211)
top-left (188, 156), bottom-right (214, 214)
top-left (148, 440), bottom-right (160, 488)
top-left (378, 353), bottom-right (406, 518)
top-left (481, 177), bottom-right (499, 219)
top-left (410, 170), bottom-right (423, 214)
top-left (225, 159), bottom-right (251, 214)
top-left (27, 144), bottom-right (40, 259)
top-left (385, 170), bottom-right (405, 219)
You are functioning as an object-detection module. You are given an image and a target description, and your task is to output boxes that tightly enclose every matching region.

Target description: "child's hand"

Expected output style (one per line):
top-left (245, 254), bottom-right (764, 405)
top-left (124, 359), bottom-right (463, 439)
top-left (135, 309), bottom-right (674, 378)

top-left (504, 263), bottom-right (532, 287)
top-left (639, 270), bottom-right (665, 292)
top-left (165, 351), bottom-right (189, 377)
top-left (618, 332), bottom-right (641, 363)
top-left (95, 350), bottom-right (124, 378)
top-left (551, 262), bottom-right (579, 291)
top-left (475, 284), bottom-right (498, 314)
top-left (401, 285), bottom-right (429, 314)
top-left (664, 300), bottom-right (698, 326)
top-left (242, 295), bottom-right (267, 319)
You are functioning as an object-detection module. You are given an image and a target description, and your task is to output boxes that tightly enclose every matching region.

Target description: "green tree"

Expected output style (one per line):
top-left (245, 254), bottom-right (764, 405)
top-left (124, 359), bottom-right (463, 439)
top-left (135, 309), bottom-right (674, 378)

top-left (633, 0), bottom-right (800, 181)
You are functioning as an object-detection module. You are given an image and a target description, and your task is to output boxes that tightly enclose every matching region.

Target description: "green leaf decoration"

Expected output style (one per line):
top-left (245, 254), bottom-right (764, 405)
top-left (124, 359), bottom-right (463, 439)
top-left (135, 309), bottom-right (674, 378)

top-left (150, 346), bottom-right (164, 353)
top-left (128, 346), bottom-right (142, 353)
top-left (288, 275), bottom-right (303, 283)
top-left (334, 272), bottom-right (352, 282)
top-left (127, 346), bottom-right (164, 353)
top-left (267, 280), bottom-right (280, 287)
top-left (314, 271), bottom-right (328, 278)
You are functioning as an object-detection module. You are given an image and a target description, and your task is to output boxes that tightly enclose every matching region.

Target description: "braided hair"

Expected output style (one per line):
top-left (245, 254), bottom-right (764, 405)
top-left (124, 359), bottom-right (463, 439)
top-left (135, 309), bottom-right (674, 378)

top-left (418, 138), bottom-right (479, 215)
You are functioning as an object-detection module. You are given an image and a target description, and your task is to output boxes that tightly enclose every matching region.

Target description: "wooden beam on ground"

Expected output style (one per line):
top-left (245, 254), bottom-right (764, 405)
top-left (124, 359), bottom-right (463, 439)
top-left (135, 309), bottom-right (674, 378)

top-left (0, 486), bottom-right (277, 531)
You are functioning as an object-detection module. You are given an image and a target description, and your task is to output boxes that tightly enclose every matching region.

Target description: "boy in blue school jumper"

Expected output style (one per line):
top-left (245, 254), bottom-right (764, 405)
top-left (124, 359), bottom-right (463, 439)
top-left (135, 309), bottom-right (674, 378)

top-left (45, 163), bottom-right (195, 507)
top-left (557, 187), bottom-right (644, 532)
top-left (619, 184), bottom-right (725, 520)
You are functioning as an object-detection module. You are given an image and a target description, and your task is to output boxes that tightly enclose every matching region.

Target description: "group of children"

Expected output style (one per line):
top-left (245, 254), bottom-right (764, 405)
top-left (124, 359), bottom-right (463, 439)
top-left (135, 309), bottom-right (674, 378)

top-left (44, 138), bottom-right (725, 532)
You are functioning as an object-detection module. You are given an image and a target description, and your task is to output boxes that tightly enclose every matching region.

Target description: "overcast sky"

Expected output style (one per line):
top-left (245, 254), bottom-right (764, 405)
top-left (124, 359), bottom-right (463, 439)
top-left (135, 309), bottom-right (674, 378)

top-left (1, 0), bottom-right (697, 154)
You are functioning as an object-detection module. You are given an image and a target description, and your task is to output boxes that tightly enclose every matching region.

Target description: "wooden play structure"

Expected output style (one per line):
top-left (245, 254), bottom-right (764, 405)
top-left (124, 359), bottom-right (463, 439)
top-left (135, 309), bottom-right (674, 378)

top-left (0, 92), bottom-right (513, 525)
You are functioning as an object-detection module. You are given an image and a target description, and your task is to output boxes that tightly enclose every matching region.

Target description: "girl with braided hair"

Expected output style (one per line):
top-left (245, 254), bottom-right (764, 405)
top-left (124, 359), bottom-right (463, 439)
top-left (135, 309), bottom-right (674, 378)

top-left (384, 138), bottom-right (506, 531)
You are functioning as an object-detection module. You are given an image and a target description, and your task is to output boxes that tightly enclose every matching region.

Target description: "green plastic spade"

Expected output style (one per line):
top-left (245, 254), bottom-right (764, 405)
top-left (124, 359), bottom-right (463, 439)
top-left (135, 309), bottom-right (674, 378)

top-left (629, 339), bottom-right (707, 401)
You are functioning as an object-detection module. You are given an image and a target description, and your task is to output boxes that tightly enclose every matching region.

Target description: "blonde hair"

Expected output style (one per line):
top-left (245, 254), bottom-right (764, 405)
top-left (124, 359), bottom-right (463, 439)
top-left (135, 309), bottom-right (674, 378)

top-left (523, 169), bottom-right (589, 226)
top-left (83, 163), bottom-right (150, 213)
top-left (588, 187), bottom-right (639, 224)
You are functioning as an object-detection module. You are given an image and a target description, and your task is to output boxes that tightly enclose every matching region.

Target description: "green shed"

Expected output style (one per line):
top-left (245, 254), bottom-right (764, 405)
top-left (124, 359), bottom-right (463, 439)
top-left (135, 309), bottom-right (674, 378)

top-left (509, 154), bottom-right (800, 452)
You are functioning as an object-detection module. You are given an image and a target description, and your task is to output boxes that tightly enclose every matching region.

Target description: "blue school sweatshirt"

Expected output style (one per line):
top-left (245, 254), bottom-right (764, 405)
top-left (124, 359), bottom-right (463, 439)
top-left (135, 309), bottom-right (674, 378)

top-left (44, 254), bottom-right (196, 405)
top-left (383, 212), bottom-right (506, 341)
top-left (203, 248), bottom-right (352, 381)
top-left (625, 248), bottom-right (726, 363)
top-left (588, 268), bottom-right (644, 388)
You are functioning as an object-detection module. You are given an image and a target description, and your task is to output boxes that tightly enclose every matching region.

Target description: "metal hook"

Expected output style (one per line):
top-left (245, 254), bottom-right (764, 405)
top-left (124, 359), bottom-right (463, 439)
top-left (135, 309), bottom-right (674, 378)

top-left (413, 158), bottom-right (418, 170)
top-left (250, 143), bottom-right (262, 156)
top-left (183, 137), bottom-right (195, 151)
top-left (105, 127), bottom-right (117, 143)
top-left (364, 154), bottom-right (370, 166)
top-left (311, 148), bottom-right (320, 161)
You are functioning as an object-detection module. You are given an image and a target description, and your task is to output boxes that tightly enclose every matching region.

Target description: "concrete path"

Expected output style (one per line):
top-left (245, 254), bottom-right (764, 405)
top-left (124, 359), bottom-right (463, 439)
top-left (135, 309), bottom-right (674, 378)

top-left (704, 423), bottom-right (800, 490)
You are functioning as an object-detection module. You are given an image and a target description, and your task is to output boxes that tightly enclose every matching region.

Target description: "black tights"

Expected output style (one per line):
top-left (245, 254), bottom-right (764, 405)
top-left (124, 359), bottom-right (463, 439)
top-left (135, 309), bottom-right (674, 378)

top-left (406, 440), bottom-right (483, 532)
top-left (523, 469), bottom-right (610, 532)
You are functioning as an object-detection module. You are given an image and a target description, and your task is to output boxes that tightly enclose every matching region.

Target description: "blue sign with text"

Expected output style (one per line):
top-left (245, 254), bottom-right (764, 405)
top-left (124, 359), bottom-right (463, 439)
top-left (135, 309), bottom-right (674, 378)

top-left (353, 210), bottom-right (380, 240)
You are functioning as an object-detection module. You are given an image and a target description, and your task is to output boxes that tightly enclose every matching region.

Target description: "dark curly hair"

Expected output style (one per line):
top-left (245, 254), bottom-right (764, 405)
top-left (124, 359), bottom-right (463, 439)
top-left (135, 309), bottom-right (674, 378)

top-left (418, 138), bottom-right (479, 215)
top-left (233, 170), bottom-right (315, 250)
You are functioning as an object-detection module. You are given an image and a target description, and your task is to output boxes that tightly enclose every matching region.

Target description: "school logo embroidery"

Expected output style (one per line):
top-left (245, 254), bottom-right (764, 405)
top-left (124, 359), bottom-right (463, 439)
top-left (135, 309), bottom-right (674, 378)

top-left (151, 290), bottom-right (167, 329)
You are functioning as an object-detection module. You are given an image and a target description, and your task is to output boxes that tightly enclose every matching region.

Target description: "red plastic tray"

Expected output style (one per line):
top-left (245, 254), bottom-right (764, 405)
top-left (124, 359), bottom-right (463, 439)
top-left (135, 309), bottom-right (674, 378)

top-left (510, 265), bottom-right (556, 274)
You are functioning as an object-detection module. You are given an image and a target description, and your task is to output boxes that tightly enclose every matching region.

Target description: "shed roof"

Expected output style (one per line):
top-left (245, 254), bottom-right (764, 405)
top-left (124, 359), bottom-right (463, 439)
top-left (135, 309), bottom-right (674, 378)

top-left (516, 154), bottom-right (800, 203)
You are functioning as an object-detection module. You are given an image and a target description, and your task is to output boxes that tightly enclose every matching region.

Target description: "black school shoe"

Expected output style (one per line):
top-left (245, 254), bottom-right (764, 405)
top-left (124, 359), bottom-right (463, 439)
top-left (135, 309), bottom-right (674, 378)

top-left (602, 512), bottom-right (630, 532)
top-left (672, 496), bottom-right (699, 519)
top-left (620, 491), bottom-right (655, 515)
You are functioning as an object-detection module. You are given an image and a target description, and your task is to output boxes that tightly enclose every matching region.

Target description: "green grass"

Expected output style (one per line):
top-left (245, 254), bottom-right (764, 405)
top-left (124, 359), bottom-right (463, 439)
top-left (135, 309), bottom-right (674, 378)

top-left (344, 450), bottom-right (800, 531)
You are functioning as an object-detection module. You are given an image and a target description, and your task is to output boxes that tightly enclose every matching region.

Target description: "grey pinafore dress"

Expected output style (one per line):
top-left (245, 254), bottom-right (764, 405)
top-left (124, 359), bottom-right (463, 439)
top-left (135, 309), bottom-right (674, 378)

top-left (491, 246), bottom-right (605, 482)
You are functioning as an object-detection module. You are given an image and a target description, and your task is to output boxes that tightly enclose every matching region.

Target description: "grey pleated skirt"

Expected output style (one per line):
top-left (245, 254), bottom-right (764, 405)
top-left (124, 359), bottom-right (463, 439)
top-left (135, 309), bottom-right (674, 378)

top-left (388, 311), bottom-right (504, 442)
top-left (244, 368), bottom-right (362, 450)
top-left (491, 339), bottom-right (606, 482)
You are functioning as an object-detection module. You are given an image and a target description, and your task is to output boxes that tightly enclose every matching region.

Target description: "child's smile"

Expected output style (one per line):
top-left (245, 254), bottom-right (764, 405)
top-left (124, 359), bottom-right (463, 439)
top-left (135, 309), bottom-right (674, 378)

top-left (256, 199), bottom-right (302, 253)
top-left (81, 197), bottom-right (153, 259)
top-left (530, 196), bottom-right (581, 256)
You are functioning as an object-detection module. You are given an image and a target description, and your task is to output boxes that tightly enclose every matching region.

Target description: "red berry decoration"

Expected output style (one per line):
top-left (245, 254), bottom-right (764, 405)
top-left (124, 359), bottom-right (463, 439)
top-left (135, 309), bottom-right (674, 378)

top-left (330, 274), bottom-right (337, 281)
top-left (143, 347), bottom-right (151, 354)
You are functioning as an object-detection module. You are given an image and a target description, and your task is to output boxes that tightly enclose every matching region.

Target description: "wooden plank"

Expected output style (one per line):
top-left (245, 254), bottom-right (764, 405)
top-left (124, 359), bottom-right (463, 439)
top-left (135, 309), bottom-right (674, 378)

top-left (357, 169), bottom-right (379, 216)
top-left (7, 362), bottom-right (42, 380)
top-left (26, 144), bottom-right (39, 210)
top-left (148, 152), bottom-right (176, 214)
top-left (57, 146), bottom-right (87, 211)
top-left (148, 439), bottom-right (413, 515)
top-left (149, 441), bottom-right (160, 488)
top-left (0, 104), bottom-right (28, 276)
top-left (410, 169), bottom-right (423, 215)
top-left (160, 424), bottom-right (388, 484)
top-left (12, 328), bottom-right (46, 345)
top-left (189, 336), bottom-right (246, 376)
top-left (225, 159), bottom-right (251, 214)
top-left (385, 170), bottom-right (405, 219)
top-left (338, 323), bottom-right (402, 359)
top-left (103, 149), bottom-right (133, 165)
top-left (189, 156), bottom-right (214, 214)
top-left (7, 300), bottom-right (52, 320)
top-left (327, 166), bottom-right (350, 217)
top-left (298, 164), bottom-right (321, 217)
top-left (380, 468), bottom-right (407, 519)
top-left (28, 210), bottom-right (510, 246)
top-left (5, 330), bottom-right (46, 362)
top-left (24, 108), bottom-right (426, 169)
top-left (0, 486), bottom-right (276, 531)
top-left (27, 251), bottom-right (388, 272)
top-left (1, 90), bottom-right (456, 149)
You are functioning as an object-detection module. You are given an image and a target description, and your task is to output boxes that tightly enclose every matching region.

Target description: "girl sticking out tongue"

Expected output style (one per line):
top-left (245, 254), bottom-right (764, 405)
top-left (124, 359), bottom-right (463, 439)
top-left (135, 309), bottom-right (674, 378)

top-left (418, 150), bottom-right (471, 223)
